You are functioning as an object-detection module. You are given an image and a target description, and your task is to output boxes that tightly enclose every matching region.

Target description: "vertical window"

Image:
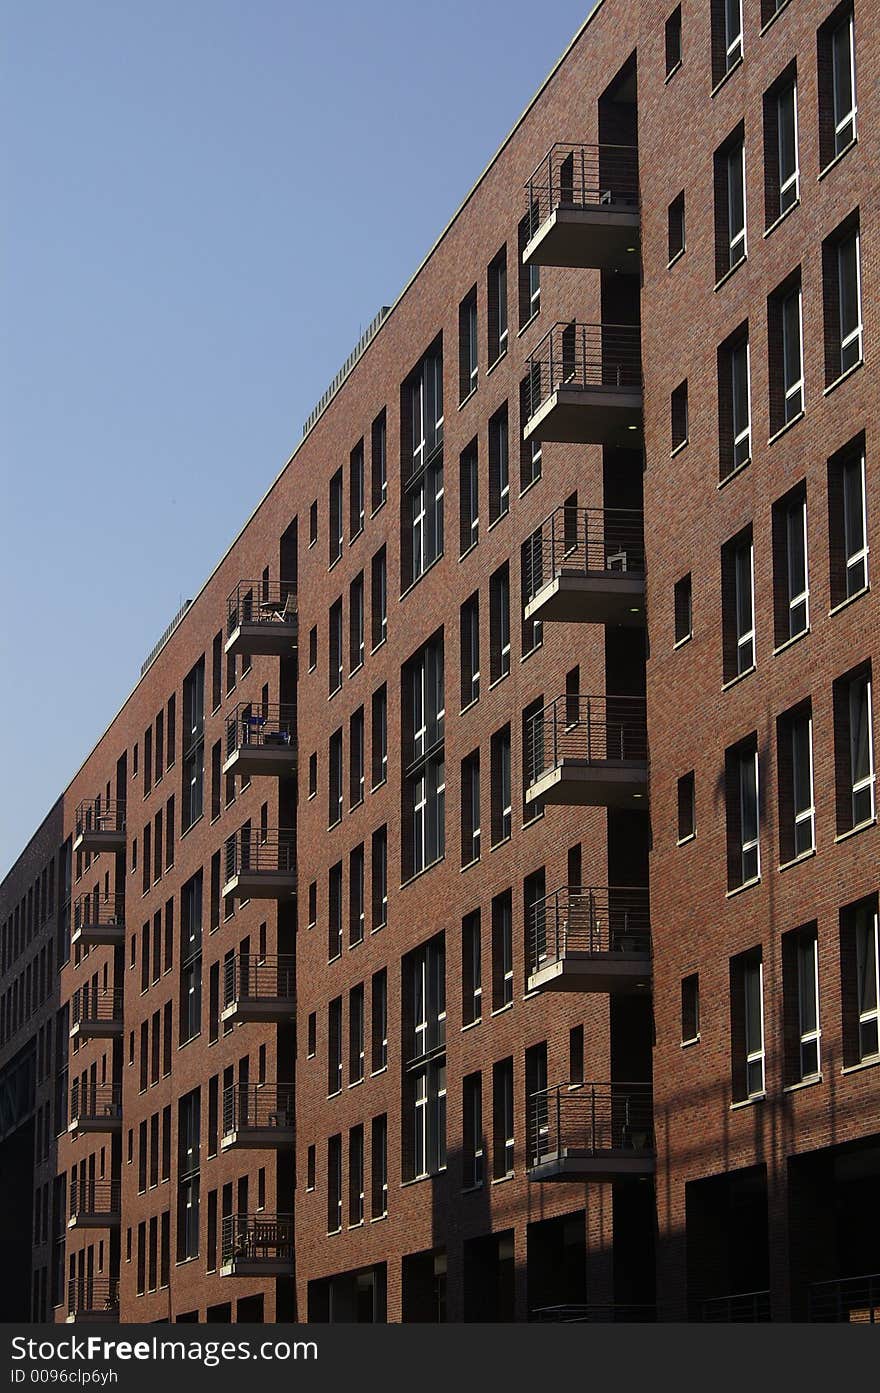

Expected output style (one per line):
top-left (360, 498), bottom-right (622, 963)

top-left (403, 935), bottom-right (446, 1179)
top-left (349, 844), bottom-right (365, 945)
top-left (328, 863), bottom-right (343, 962)
top-left (350, 440), bottom-right (365, 540)
top-left (181, 658), bottom-right (205, 833)
top-left (309, 499), bottom-right (318, 546)
top-left (371, 547), bottom-right (387, 649)
top-left (668, 190), bottom-right (685, 263)
top-left (402, 635), bottom-right (445, 879)
top-left (349, 573), bottom-right (364, 673)
top-left (329, 467), bottom-right (344, 566)
top-left (712, 0), bottom-right (743, 84)
top-left (349, 985), bottom-right (365, 1084)
top-left (460, 593), bottom-right (480, 709)
top-left (718, 326), bottom-right (751, 477)
top-left (489, 563), bottom-right (510, 683)
top-left (327, 1135), bottom-right (342, 1233)
top-left (492, 1058), bottom-right (514, 1178)
top-left (818, 5), bottom-right (857, 166)
top-left (350, 708), bottom-right (365, 810)
top-left (852, 901), bottom-right (879, 1061)
top-left (823, 218), bottom-right (863, 383)
top-left (714, 129), bottom-right (746, 277)
top-left (462, 910), bottom-right (482, 1026)
top-left (459, 287), bottom-right (478, 401)
top-left (179, 872), bottom-right (202, 1044)
top-left (777, 701), bottom-right (815, 862)
top-left (460, 751), bottom-right (481, 867)
top-left (371, 825), bottom-right (388, 930)
top-left (403, 341), bottom-right (444, 587)
top-left (834, 664), bottom-right (875, 831)
top-left (731, 949), bottom-right (764, 1100)
top-left (308, 625), bottom-right (317, 671)
top-left (328, 728), bottom-right (343, 826)
top-left (674, 573), bottom-right (693, 644)
top-left (487, 248), bottom-right (508, 364)
top-left (677, 771), bottom-right (696, 842)
top-left (488, 404), bottom-right (510, 524)
top-left (491, 890), bottom-right (514, 1010)
top-left (517, 214), bottom-right (540, 326)
top-left (671, 379), bottom-right (688, 449)
top-left (459, 440), bottom-right (479, 554)
top-left (371, 1115), bottom-right (388, 1218)
top-left (329, 598), bottom-right (343, 695)
top-left (371, 684), bottom-right (388, 788)
top-left (783, 925), bottom-right (821, 1083)
top-left (462, 1073), bottom-right (483, 1188)
top-left (681, 974), bottom-right (700, 1043)
top-left (772, 484), bottom-right (809, 644)
top-left (520, 534), bottom-right (543, 657)
top-left (328, 997), bottom-right (342, 1095)
top-left (828, 438), bottom-right (868, 606)
top-left (522, 697), bottom-right (544, 823)
top-left (490, 726), bottom-right (512, 846)
top-left (371, 409), bottom-right (387, 514)
top-left (665, 5), bottom-right (682, 76)
top-left (348, 1126), bottom-right (364, 1226)
top-left (764, 71), bottom-right (799, 225)
top-left (768, 274), bottom-right (803, 431)
top-left (726, 736), bottom-right (760, 889)
top-left (722, 527), bottom-right (755, 680)
top-left (371, 969), bottom-right (387, 1073)
top-left (519, 370), bottom-right (542, 492)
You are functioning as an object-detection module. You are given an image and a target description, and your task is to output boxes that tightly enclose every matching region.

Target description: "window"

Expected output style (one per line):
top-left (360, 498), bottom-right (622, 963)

top-left (841, 898), bottom-right (879, 1063)
top-left (828, 437), bottom-right (868, 606)
top-left (349, 985), bottom-right (365, 1085)
top-left (677, 771), bottom-right (695, 842)
top-left (350, 708), bottom-right (365, 810)
top-left (179, 872), bottom-right (202, 1045)
top-left (488, 404), bottom-right (510, 524)
top-left (460, 751), bottom-right (481, 867)
top-left (768, 274), bottom-right (803, 431)
top-left (726, 736), bottom-right (760, 889)
top-left (349, 844), bottom-right (365, 945)
top-left (371, 684), bottom-right (387, 788)
top-left (489, 563), bottom-right (510, 683)
top-left (307, 1012), bottom-right (316, 1058)
top-left (517, 213), bottom-right (540, 326)
top-left (492, 1058), bottom-right (514, 1178)
top-left (371, 409), bottom-right (387, 514)
top-left (668, 191), bottom-right (685, 262)
top-left (569, 1025), bottom-right (584, 1084)
top-left (308, 751), bottom-right (317, 799)
top-left (176, 1090), bottom-right (200, 1261)
top-left (371, 1115), bottom-right (388, 1218)
top-left (818, 5), bottom-right (857, 167)
top-left (491, 890), bottom-right (514, 1011)
top-left (327, 1135), bottom-right (342, 1233)
top-left (328, 728), bottom-right (343, 827)
top-left (763, 71), bottom-right (799, 225)
top-left (519, 370), bottom-right (542, 492)
top-left (823, 217), bottom-right (863, 383)
top-left (459, 287), bottom-right (478, 401)
top-left (306, 1146), bottom-right (315, 1191)
top-left (460, 593), bottom-right (480, 709)
top-left (371, 969), bottom-right (387, 1073)
top-left (712, 0), bottom-right (743, 85)
top-left (329, 597), bottom-right (343, 695)
top-left (490, 726), bottom-right (512, 846)
top-left (371, 547), bottom-right (387, 650)
top-left (348, 1126), bottom-right (364, 1226)
top-left (329, 467), bottom-right (344, 566)
top-left (671, 380), bottom-right (688, 450)
top-left (714, 129), bottom-right (746, 278)
top-left (371, 825), bottom-right (388, 930)
top-left (777, 701), bottom-right (815, 862)
top-left (459, 440), bottom-right (479, 554)
top-left (349, 573), bottom-right (364, 673)
top-left (309, 499), bottom-right (318, 547)
top-left (403, 935), bottom-right (446, 1180)
top-left (402, 635), bottom-right (445, 879)
top-left (328, 863), bottom-right (343, 962)
top-left (308, 624), bottom-right (317, 672)
top-left (722, 527), bottom-right (755, 680)
top-left (731, 949), bottom-right (764, 1100)
top-left (772, 484), bottom-right (809, 644)
top-left (681, 974), bottom-right (700, 1043)
top-left (350, 440), bottom-right (365, 540)
top-left (403, 341), bottom-right (444, 587)
top-left (674, 573), bottom-right (693, 644)
top-left (833, 664), bottom-right (875, 831)
top-left (522, 697), bottom-right (544, 823)
top-left (328, 997), bottom-right (342, 1095)
top-left (718, 326), bottom-right (751, 477)
top-left (520, 534), bottom-right (543, 658)
top-left (783, 925), bottom-right (820, 1083)
top-left (181, 658), bottom-right (205, 833)
top-left (487, 248), bottom-right (508, 364)
top-left (462, 1073), bottom-right (483, 1188)
top-left (665, 5), bottom-right (682, 76)
top-left (462, 910), bottom-right (481, 1026)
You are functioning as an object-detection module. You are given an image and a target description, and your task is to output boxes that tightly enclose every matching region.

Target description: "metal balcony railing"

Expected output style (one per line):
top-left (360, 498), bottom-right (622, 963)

top-left (524, 505), bottom-right (645, 602)
top-left (525, 142), bottom-right (640, 237)
top-left (526, 322), bottom-right (642, 418)
top-left (226, 580), bottom-right (297, 641)
top-left (223, 955), bottom-right (296, 1010)
top-left (222, 952), bottom-right (295, 1008)
top-left (527, 694), bottom-right (648, 784)
top-left (72, 893), bottom-right (125, 935)
top-left (69, 1082), bottom-right (122, 1124)
top-left (69, 1179), bottom-right (121, 1219)
top-left (531, 1303), bottom-right (655, 1323)
top-left (701, 1290), bottom-right (771, 1323)
top-left (221, 1213), bottom-right (295, 1267)
top-left (67, 1276), bottom-right (119, 1317)
top-left (528, 1082), bottom-right (654, 1169)
top-left (222, 1083), bottom-right (294, 1134)
top-left (74, 799), bottom-right (126, 839)
top-left (71, 987), bottom-right (124, 1028)
top-left (225, 703), bottom-right (296, 760)
top-left (224, 830), bottom-right (296, 883)
top-left (529, 885), bottom-right (650, 976)
top-left (809, 1273), bottom-right (880, 1323)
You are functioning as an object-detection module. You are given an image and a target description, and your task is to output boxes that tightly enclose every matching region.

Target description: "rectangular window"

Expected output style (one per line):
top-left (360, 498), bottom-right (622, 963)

top-left (681, 973), bottom-right (700, 1043)
top-left (348, 1125), bottom-right (364, 1226)
top-left (371, 969), bottom-right (387, 1073)
top-left (764, 71), bottom-right (799, 225)
top-left (309, 499), bottom-right (318, 547)
top-left (674, 573), bottom-right (693, 644)
top-left (520, 535), bottom-right (543, 657)
top-left (328, 998), bottom-right (342, 1096)
top-left (329, 597), bottom-right (343, 696)
top-left (371, 409), bottom-right (387, 514)
top-left (349, 843), bottom-right (365, 945)
top-left (371, 825), bottom-right (388, 930)
top-left (460, 751), bottom-right (481, 867)
top-left (834, 665), bottom-right (875, 831)
top-left (181, 658), bottom-right (205, 833)
top-left (490, 726), bottom-right (512, 846)
top-left (712, 0), bottom-right (742, 85)
top-left (783, 925), bottom-right (820, 1083)
top-left (828, 438), bottom-right (868, 606)
top-left (459, 287), bottom-right (478, 401)
top-left (328, 728), bottom-right (343, 827)
top-left (349, 984), bottom-right (365, 1085)
top-left (462, 910), bottom-right (481, 1026)
top-left (350, 707), bottom-right (365, 810)
top-left (718, 326), bottom-right (751, 477)
top-left (492, 1057), bottom-right (514, 1178)
top-left (665, 6), bottom-right (682, 76)
top-left (327, 1135), bottom-right (342, 1233)
top-left (819, 5), bottom-right (857, 166)
top-left (329, 467), bottom-right (344, 566)
top-left (489, 563), bottom-right (510, 683)
top-left (349, 573), bottom-right (364, 673)
top-left (487, 248), bottom-right (508, 364)
top-left (768, 275), bottom-right (803, 431)
top-left (677, 771), bottom-right (695, 842)
top-left (371, 684), bottom-right (388, 788)
top-left (777, 701), bottom-right (815, 862)
top-left (328, 863), bottom-right (343, 962)
top-left (350, 439), bottom-right (365, 540)
top-left (371, 547), bottom-right (387, 650)
top-left (731, 949), bottom-right (764, 1100)
top-left (402, 635), bottom-right (445, 880)
top-left (371, 1115), bottom-right (388, 1218)
top-left (823, 218), bottom-right (863, 383)
top-left (726, 736), bottom-right (760, 889)
top-left (522, 697), bottom-right (545, 824)
top-left (403, 342), bottom-right (444, 587)
top-left (179, 872), bottom-right (202, 1044)
top-left (491, 890), bottom-right (514, 1011)
top-left (714, 129), bottom-right (746, 279)
top-left (462, 1072), bottom-right (483, 1188)
top-left (850, 901), bottom-right (879, 1062)
top-left (459, 440), bottom-right (479, 555)
top-left (460, 593), bottom-right (480, 710)
top-left (772, 484), bottom-right (809, 645)
top-left (668, 191), bottom-right (685, 262)
top-left (519, 369), bottom-right (542, 491)
top-left (517, 213), bottom-right (540, 326)
top-left (722, 527), bottom-right (755, 680)
top-left (488, 404), bottom-right (510, 525)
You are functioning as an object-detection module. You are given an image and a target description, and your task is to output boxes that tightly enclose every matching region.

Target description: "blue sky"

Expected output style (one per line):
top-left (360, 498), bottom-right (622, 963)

top-left (0, 0), bottom-right (595, 877)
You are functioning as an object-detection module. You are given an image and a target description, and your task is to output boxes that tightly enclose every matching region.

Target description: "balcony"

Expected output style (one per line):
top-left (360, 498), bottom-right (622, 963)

top-left (809, 1273), bottom-right (880, 1323)
top-left (531, 1304), bottom-right (655, 1323)
top-left (526, 694), bottom-right (648, 808)
top-left (528, 1082), bottom-right (655, 1183)
top-left (71, 893), bottom-right (125, 948)
top-left (527, 885), bottom-right (651, 994)
top-left (68, 1082), bottom-right (122, 1135)
top-left (701, 1290), bottom-right (771, 1323)
top-left (222, 829), bottom-right (296, 901)
top-left (223, 703), bottom-right (297, 780)
top-left (73, 800), bottom-right (126, 855)
top-left (221, 1083), bottom-right (294, 1151)
top-left (523, 322), bottom-right (642, 448)
top-left (524, 504), bottom-right (645, 628)
top-left (69, 988), bottom-right (123, 1041)
top-left (225, 580), bottom-right (298, 659)
top-left (523, 142), bottom-right (640, 271)
top-left (220, 1213), bottom-right (294, 1277)
top-left (222, 954), bottom-right (296, 1025)
top-left (66, 1277), bottom-right (119, 1324)
top-left (68, 1180), bottom-right (121, 1229)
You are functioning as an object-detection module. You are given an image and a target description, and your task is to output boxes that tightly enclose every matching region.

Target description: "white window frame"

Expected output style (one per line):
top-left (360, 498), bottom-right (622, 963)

top-left (855, 906), bottom-right (880, 1061)
top-left (739, 746), bottom-right (760, 884)
top-left (734, 538), bottom-right (755, 674)
top-left (848, 673), bottom-right (875, 827)
top-left (724, 0), bottom-right (743, 73)
top-left (843, 450), bottom-right (869, 597)
top-left (791, 712), bottom-right (815, 857)
top-left (837, 229), bottom-right (863, 374)
top-left (796, 930), bottom-right (821, 1080)
top-left (781, 284), bottom-right (804, 422)
top-left (731, 337), bottom-right (751, 467)
top-left (831, 10), bottom-right (857, 155)
top-left (727, 140), bottom-right (747, 268)
top-left (777, 80), bottom-right (799, 214)
top-left (744, 956), bottom-right (765, 1098)
top-left (785, 493), bottom-right (809, 638)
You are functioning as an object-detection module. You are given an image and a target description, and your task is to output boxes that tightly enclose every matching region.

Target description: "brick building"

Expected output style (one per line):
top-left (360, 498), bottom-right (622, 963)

top-left (1, 0), bottom-right (877, 1325)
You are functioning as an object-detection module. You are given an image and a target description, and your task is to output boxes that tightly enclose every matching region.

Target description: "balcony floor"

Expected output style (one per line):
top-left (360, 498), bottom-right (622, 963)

top-left (221, 1125), bottom-right (294, 1151)
top-left (527, 953), bottom-right (651, 994)
top-left (524, 385), bottom-right (643, 448)
top-left (222, 745), bottom-right (297, 780)
top-left (222, 870), bottom-right (297, 902)
top-left (525, 572), bottom-right (646, 627)
top-left (529, 1149), bottom-right (656, 1183)
top-left (523, 205), bottom-right (640, 271)
top-left (527, 760), bottom-right (648, 808)
top-left (71, 924), bottom-right (125, 949)
top-left (65, 1309), bottom-right (118, 1324)
top-left (220, 1256), bottom-right (293, 1278)
top-left (221, 998), bottom-right (296, 1025)
top-left (69, 1021), bottom-right (123, 1041)
top-left (67, 1212), bottom-right (121, 1230)
top-left (68, 1116), bottom-right (122, 1136)
top-left (225, 622), bottom-right (297, 660)
top-left (73, 830), bottom-right (126, 856)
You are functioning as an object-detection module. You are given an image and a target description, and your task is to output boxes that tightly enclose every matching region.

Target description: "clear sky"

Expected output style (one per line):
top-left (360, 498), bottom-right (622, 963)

top-left (0, 0), bottom-right (597, 878)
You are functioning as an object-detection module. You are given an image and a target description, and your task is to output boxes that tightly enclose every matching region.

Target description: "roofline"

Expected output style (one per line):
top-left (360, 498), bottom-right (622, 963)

top-left (5, 0), bottom-right (606, 874)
